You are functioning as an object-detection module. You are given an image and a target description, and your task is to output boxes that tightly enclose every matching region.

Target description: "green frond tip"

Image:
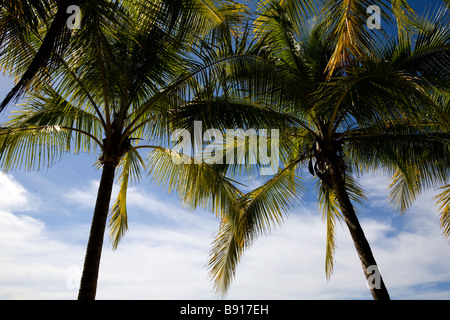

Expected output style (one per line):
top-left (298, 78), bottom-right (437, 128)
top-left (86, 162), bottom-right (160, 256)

top-left (108, 168), bottom-right (129, 250)
top-left (208, 217), bottom-right (244, 296)
top-left (317, 182), bottom-right (340, 280)
top-left (388, 166), bottom-right (421, 215)
top-left (108, 191), bottom-right (128, 251)
top-left (108, 149), bottom-right (145, 250)
top-left (208, 157), bottom-right (305, 296)
top-left (436, 184), bottom-right (450, 240)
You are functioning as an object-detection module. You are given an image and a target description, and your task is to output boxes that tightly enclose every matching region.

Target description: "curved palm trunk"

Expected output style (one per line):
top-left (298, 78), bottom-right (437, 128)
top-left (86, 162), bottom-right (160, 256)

top-left (328, 158), bottom-right (390, 300)
top-left (78, 161), bottom-right (116, 300)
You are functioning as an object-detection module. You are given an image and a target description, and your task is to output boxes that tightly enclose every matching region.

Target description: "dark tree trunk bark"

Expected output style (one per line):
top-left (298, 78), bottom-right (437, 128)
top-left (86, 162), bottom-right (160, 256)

top-left (77, 161), bottom-right (116, 300)
top-left (328, 158), bottom-right (390, 300)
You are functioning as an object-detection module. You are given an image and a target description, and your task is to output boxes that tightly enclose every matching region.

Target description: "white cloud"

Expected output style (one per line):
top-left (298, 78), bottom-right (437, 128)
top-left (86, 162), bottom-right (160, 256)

top-left (0, 209), bottom-right (84, 299)
top-left (97, 222), bottom-right (218, 299)
top-left (0, 172), bottom-right (449, 300)
top-left (0, 173), bottom-right (34, 212)
top-left (61, 179), bottom-right (100, 209)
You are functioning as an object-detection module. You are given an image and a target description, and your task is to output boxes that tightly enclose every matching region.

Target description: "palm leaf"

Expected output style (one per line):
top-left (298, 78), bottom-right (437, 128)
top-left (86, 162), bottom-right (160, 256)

top-left (436, 185), bottom-right (450, 239)
top-left (147, 146), bottom-right (242, 217)
top-left (382, 10), bottom-right (450, 91)
top-left (317, 181), bottom-right (341, 279)
top-left (347, 121), bottom-right (450, 213)
top-left (391, 0), bottom-right (417, 41)
top-left (108, 148), bottom-right (145, 250)
top-left (208, 216), bottom-right (243, 295)
top-left (0, 125), bottom-right (70, 172)
top-left (318, 60), bottom-right (443, 138)
top-left (256, 0), bottom-right (318, 36)
top-left (322, 0), bottom-right (387, 75)
top-left (388, 166), bottom-right (420, 214)
top-left (208, 157), bottom-right (304, 296)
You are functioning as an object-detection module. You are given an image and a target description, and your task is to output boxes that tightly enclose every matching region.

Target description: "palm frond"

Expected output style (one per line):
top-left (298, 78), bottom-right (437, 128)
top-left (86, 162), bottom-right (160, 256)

top-left (208, 157), bottom-right (304, 296)
top-left (170, 97), bottom-right (299, 177)
top-left (0, 0), bottom-right (128, 111)
top-left (0, 125), bottom-right (70, 172)
top-left (347, 121), bottom-right (450, 213)
top-left (0, 79), bottom-right (105, 172)
top-left (234, 159), bottom-right (304, 239)
top-left (391, 0), bottom-right (417, 41)
top-left (254, 1), bottom-right (306, 70)
top-left (208, 216), bottom-right (243, 296)
top-left (318, 59), bottom-right (442, 137)
top-left (10, 86), bottom-right (104, 153)
top-left (383, 10), bottom-right (450, 91)
top-left (436, 184), bottom-right (450, 239)
top-left (147, 146), bottom-right (242, 217)
top-left (256, 0), bottom-right (318, 36)
top-left (322, 0), bottom-right (387, 74)
top-left (108, 148), bottom-right (145, 250)
top-left (317, 181), bottom-right (341, 279)
top-left (388, 166), bottom-right (420, 214)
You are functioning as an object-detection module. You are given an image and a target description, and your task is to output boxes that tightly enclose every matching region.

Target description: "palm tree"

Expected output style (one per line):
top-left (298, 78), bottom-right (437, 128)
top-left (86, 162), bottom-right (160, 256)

top-left (0, 0), bottom-right (248, 300)
top-left (172, 1), bottom-right (450, 299)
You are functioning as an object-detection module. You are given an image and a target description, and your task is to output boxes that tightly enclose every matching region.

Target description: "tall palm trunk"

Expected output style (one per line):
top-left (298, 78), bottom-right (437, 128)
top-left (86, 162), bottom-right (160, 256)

top-left (78, 161), bottom-right (116, 300)
top-left (328, 157), bottom-right (390, 300)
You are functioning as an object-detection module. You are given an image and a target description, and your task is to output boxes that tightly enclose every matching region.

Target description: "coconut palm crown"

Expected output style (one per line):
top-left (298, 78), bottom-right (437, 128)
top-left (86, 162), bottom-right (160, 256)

top-left (170, 0), bottom-right (450, 299)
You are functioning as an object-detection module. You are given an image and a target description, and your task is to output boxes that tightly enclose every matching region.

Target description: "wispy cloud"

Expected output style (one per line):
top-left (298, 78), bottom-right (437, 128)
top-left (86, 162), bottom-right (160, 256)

top-left (0, 209), bottom-right (84, 299)
top-left (61, 179), bottom-right (100, 209)
top-left (0, 174), bottom-right (34, 212)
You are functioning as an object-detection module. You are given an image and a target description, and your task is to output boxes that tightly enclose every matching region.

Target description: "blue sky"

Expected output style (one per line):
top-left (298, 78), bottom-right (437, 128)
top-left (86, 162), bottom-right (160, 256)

top-left (0, 0), bottom-right (449, 300)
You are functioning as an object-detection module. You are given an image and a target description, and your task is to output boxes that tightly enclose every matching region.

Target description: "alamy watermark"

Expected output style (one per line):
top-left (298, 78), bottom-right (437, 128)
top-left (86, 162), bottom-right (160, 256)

top-left (366, 265), bottom-right (382, 289)
top-left (66, 5), bottom-right (81, 30)
top-left (367, 5), bottom-right (382, 30)
top-left (170, 121), bottom-right (280, 176)
top-left (66, 264), bottom-right (82, 290)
